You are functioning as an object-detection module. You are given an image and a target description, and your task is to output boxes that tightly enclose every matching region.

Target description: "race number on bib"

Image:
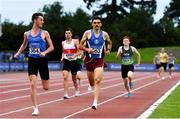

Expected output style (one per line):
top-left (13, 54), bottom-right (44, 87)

top-left (92, 46), bottom-right (102, 54)
top-left (29, 43), bottom-right (40, 54)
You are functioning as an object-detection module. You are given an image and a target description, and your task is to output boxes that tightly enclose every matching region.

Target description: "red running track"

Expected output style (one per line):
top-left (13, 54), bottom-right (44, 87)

top-left (0, 71), bottom-right (179, 118)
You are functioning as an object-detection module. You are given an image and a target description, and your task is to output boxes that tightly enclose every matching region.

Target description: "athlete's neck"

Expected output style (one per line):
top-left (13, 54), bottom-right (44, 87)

top-left (32, 25), bottom-right (41, 33)
top-left (124, 45), bottom-right (129, 49)
top-left (93, 29), bottom-right (100, 35)
top-left (66, 38), bottom-right (72, 42)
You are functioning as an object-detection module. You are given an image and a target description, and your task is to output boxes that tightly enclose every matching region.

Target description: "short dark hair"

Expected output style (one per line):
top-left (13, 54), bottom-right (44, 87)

top-left (32, 13), bottom-right (43, 22)
top-left (65, 27), bottom-right (73, 33)
top-left (123, 36), bottom-right (130, 40)
top-left (92, 16), bottom-right (102, 23)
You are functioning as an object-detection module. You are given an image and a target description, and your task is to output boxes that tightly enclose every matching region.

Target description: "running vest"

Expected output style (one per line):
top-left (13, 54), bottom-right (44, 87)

top-left (63, 39), bottom-right (77, 61)
top-left (169, 57), bottom-right (175, 64)
top-left (28, 30), bottom-right (46, 58)
top-left (86, 30), bottom-right (105, 58)
top-left (160, 53), bottom-right (168, 63)
top-left (121, 46), bottom-right (134, 65)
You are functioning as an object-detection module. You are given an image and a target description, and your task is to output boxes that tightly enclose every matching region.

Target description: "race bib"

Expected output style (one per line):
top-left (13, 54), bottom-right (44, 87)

top-left (29, 43), bottom-right (40, 54)
top-left (91, 46), bottom-right (101, 54)
top-left (66, 54), bottom-right (74, 58)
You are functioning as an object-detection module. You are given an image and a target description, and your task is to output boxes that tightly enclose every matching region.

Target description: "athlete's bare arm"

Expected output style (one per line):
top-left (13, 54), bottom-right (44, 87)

top-left (116, 47), bottom-right (122, 59)
top-left (153, 56), bottom-right (156, 64)
top-left (104, 32), bottom-right (112, 54)
top-left (133, 47), bottom-right (141, 65)
top-left (14, 32), bottom-right (28, 58)
top-left (40, 31), bottom-right (54, 57)
top-left (61, 41), bottom-right (64, 61)
top-left (79, 30), bottom-right (93, 54)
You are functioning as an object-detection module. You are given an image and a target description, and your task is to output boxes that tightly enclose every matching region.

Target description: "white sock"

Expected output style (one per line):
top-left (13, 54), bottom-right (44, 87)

top-left (93, 99), bottom-right (97, 106)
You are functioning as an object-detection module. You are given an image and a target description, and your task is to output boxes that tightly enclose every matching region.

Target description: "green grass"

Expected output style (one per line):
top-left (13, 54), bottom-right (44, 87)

top-left (149, 86), bottom-right (180, 118)
top-left (105, 47), bottom-right (180, 64)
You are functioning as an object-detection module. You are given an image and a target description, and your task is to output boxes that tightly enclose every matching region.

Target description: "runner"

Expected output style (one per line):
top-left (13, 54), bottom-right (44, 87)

top-left (61, 28), bottom-right (80, 99)
top-left (168, 53), bottom-right (176, 79)
top-left (159, 48), bottom-right (169, 79)
top-left (116, 36), bottom-right (141, 97)
top-left (76, 50), bottom-right (84, 86)
top-left (153, 51), bottom-right (162, 79)
top-left (14, 13), bottom-right (54, 116)
top-left (79, 16), bottom-right (112, 110)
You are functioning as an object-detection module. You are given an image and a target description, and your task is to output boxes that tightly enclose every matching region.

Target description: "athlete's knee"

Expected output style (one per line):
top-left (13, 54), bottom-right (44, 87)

top-left (127, 71), bottom-right (133, 78)
top-left (95, 78), bottom-right (101, 84)
top-left (30, 81), bottom-right (36, 89)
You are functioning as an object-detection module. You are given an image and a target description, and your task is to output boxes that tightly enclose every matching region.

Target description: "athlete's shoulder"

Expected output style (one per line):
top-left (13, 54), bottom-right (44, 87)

top-left (42, 30), bottom-right (49, 35)
top-left (130, 46), bottom-right (137, 51)
top-left (102, 31), bottom-right (109, 36)
top-left (84, 30), bottom-right (91, 34)
top-left (118, 46), bottom-right (123, 52)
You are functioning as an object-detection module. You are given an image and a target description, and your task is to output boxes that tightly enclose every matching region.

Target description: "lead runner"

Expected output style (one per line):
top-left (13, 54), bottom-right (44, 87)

top-left (79, 16), bottom-right (112, 110)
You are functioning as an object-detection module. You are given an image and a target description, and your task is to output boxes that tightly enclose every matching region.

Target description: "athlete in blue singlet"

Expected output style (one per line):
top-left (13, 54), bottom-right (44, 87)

top-left (80, 16), bottom-right (112, 110)
top-left (14, 13), bottom-right (54, 116)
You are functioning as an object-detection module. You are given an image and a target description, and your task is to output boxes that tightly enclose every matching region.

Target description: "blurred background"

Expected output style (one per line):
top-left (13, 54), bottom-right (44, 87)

top-left (0, 0), bottom-right (179, 72)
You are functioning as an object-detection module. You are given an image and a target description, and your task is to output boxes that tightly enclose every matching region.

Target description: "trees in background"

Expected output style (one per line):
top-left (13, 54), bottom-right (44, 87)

top-left (0, 0), bottom-right (179, 60)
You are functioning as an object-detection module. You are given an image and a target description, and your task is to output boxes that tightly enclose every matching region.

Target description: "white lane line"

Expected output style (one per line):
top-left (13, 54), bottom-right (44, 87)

top-left (0, 73), bottom-right (90, 88)
top-left (137, 80), bottom-right (180, 119)
top-left (0, 71), bottom-right (122, 90)
top-left (0, 73), bottom-right (151, 103)
top-left (63, 75), bottom-right (172, 119)
top-left (0, 73), bottom-right (155, 116)
top-left (0, 74), bottom-right (125, 94)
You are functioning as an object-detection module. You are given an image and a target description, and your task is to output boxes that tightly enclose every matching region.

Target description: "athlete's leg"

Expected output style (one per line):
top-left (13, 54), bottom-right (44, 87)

top-left (71, 74), bottom-right (79, 91)
top-left (41, 80), bottom-right (49, 90)
top-left (128, 71), bottom-right (134, 89)
top-left (29, 75), bottom-right (39, 115)
top-left (87, 71), bottom-right (95, 87)
top-left (123, 78), bottom-right (130, 93)
top-left (92, 67), bottom-right (103, 109)
top-left (62, 70), bottom-right (69, 97)
top-left (77, 71), bottom-right (81, 86)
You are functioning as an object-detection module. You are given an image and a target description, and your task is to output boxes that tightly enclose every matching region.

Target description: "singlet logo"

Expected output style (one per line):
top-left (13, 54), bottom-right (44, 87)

top-left (123, 53), bottom-right (130, 56)
top-left (94, 39), bottom-right (99, 45)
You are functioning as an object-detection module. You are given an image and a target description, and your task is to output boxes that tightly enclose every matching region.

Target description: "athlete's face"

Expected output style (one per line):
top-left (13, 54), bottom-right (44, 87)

top-left (34, 16), bottom-right (44, 28)
top-left (123, 38), bottom-right (130, 46)
top-left (92, 19), bottom-right (102, 30)
top-left (65, 31), bottom-right (72, 39)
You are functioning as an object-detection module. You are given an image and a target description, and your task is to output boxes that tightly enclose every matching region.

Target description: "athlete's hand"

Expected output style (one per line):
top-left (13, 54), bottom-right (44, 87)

top-left (105, 50), bottom-right (110, 55)
top-left (39, 52), bottom-right (46, 57)
top-left (14, 53), bottom-right (20, 58)
top-left (87, 48), bottom-right (94, 54)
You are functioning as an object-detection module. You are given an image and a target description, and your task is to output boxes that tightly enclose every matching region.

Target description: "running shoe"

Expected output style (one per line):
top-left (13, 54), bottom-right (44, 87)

top-left (127, 92), bottom-right (132, 97)
top-left (88, 85), bottom-right (93, 91)
top-left (32, 108), bottom-right (40, 116)
top-left (63, 94), bottom-right (70, 99)
top-left (92, 105), bottom-right (97, 110)
top-left (75, 90), bottom-right (80, 97)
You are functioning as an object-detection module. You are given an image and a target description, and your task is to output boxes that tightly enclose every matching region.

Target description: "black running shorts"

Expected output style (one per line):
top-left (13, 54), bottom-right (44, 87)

top-left (28, 57), bottom-right (49, 80)
top-left (62, 59), bottom-right (78, 75)
top-left (168, 63), bottom-right (174, 69)
top-left (160, 63), bottom-right (167, 71)
top-left (121, 64), bottom-right (134, 79)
